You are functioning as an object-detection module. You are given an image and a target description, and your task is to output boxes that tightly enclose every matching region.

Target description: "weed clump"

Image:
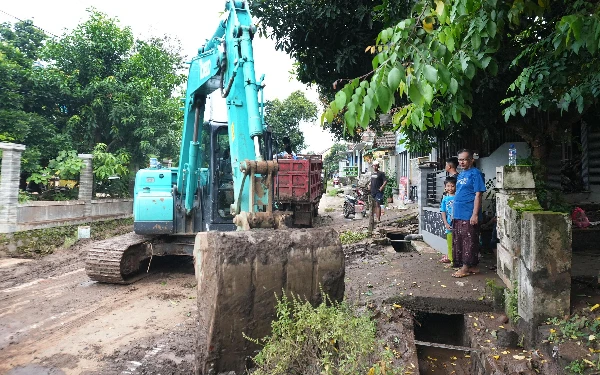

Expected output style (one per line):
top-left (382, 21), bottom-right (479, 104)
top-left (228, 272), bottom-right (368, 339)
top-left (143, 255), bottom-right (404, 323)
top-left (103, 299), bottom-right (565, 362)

top-left (339, 230), bottom-right (369, 245)
top-left (246, 294), bottom-right (400, 375)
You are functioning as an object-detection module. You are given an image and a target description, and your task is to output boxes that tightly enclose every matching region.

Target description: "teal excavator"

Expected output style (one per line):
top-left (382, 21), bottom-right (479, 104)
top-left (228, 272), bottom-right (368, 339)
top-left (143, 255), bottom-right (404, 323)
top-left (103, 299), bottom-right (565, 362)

top-left (84, 1), bottom-right (344, 373)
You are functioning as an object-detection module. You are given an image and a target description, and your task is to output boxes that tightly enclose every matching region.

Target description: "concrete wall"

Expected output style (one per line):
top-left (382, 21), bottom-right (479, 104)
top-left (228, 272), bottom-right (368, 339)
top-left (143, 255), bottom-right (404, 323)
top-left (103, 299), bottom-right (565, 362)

top-left (0, 142), bottom-right (133, 235)
top-left (495, 166), bottom-right (572, 344)
top-left (478, 142), bottom-right (531, 213)
top-left (421, 206), bottom-right (447, 254)
top-left (15, 199), bottom-right (133, 231)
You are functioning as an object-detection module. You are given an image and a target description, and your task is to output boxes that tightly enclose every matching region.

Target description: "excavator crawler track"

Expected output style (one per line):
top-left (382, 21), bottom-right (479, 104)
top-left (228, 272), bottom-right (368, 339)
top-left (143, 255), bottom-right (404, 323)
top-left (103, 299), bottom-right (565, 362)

top-left (85, 232), bottom-right (154, 284)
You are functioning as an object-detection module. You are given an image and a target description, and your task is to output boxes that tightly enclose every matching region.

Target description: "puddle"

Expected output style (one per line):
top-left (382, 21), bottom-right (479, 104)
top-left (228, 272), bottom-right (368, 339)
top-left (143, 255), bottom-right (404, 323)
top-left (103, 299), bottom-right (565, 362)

top-left (413, 312), bottom-right (473, 374)
top-left (386, 233), bottom-right (408, 252)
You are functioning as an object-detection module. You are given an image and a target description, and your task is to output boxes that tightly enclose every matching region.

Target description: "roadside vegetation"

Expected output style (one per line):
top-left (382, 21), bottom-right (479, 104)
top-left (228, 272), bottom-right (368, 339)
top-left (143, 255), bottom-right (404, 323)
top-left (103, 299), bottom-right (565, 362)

top-left (246, 293), bottom-right (402, 375)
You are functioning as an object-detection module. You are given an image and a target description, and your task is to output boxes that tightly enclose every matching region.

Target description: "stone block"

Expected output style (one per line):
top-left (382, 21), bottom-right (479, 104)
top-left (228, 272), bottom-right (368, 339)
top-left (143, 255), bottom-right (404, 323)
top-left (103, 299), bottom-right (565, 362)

top-left (497, 243), bottom-right (517, 289)
top-left (518, 259), bottom-right (571, 328)
top-left (520, 211), bottom-right (571, 274)
top-left (495, 166), bottom-right (536, 190)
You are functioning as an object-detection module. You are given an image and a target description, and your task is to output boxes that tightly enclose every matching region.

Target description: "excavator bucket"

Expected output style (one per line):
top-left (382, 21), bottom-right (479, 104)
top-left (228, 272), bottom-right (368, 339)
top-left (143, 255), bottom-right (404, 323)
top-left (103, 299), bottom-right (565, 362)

top-left (194, 227), bottom-right (345, 374)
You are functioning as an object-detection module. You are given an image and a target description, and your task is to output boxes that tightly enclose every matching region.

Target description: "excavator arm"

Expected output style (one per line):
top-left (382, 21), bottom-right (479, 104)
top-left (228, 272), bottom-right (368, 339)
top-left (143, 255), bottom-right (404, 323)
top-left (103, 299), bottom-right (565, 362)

top-left (177, 0), bottom-right (281, 230)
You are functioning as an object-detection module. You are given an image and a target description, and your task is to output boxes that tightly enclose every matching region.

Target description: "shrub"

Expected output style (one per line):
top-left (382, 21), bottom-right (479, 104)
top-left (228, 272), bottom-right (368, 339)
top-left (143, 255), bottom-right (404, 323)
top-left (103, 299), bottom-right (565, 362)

top-left (246, 293), bottom-right (383, 375)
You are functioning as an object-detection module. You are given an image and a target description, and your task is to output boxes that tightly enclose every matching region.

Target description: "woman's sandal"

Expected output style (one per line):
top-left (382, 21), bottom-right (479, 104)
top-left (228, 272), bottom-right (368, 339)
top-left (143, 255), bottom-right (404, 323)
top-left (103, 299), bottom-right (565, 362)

top-left (439, 255), bottom-right (451, 264)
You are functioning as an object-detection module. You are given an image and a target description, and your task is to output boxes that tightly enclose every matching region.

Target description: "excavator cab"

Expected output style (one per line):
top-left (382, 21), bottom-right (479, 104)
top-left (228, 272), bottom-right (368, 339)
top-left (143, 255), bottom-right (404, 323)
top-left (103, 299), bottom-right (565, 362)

top-left (202, 121), bottom-right (235, 229)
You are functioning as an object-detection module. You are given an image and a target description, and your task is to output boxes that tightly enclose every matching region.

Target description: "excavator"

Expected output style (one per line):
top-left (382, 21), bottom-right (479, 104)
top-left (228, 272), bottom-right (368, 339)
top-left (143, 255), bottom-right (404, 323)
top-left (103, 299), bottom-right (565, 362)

top-left (84, 1), bottom-right (344, 373)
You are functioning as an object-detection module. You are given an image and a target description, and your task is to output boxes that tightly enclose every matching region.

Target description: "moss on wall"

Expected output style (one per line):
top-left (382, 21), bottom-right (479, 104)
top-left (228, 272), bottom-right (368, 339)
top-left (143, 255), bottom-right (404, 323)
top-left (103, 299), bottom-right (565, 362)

top-left (5, 217), bottom-right (133, 257)
top-left (507, 195), bottom-right (543, 219)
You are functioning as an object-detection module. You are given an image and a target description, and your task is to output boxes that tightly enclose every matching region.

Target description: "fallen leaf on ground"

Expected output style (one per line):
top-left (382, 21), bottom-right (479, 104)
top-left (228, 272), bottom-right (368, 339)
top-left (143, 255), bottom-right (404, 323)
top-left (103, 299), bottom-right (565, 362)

top-left (493, 355), bottom-right (500, 360)
top-left (583, 359), bottom-right (596, 366)
top-left (513, 355), bottom-right (525, 360)
top-left (591, 304), bottom-right (600, 312)
top-left (441, 285), bottom-right (447, 288)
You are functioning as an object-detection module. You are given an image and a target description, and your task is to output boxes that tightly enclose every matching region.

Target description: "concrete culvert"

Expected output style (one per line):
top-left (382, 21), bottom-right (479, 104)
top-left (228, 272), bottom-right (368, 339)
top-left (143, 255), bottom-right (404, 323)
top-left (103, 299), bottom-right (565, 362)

top-left (386, 232), bottom-right (409, 252)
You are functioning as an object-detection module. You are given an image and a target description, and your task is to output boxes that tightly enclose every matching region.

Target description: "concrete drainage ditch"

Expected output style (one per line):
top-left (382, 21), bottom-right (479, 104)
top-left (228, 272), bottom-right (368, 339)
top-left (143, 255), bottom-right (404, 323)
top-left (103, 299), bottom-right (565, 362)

top-left (412, 312), bottom-right (475, 374)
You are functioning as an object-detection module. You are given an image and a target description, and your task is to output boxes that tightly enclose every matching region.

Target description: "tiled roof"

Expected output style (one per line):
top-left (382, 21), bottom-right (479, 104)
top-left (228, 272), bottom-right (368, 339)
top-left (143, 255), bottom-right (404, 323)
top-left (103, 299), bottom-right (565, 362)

top-left (374, 132), bottom-right (396, 149)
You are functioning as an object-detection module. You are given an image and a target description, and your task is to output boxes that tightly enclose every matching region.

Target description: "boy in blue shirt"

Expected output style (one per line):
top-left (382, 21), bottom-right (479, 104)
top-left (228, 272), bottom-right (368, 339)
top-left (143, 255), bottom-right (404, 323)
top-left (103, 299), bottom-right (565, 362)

top-left (439, 177), bottom-right (456, 264)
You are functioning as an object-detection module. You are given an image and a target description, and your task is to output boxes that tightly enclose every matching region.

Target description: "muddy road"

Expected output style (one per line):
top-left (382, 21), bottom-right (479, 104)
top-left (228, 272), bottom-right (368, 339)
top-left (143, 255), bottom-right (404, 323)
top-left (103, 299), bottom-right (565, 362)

top-left (0, 193), bottom-right (414, 374)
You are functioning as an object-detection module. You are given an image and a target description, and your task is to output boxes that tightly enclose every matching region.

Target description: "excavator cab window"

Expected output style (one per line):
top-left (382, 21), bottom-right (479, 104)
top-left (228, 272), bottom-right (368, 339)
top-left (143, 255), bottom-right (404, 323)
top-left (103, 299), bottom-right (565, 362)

top-left (214, 127), bottom-right (234, 219)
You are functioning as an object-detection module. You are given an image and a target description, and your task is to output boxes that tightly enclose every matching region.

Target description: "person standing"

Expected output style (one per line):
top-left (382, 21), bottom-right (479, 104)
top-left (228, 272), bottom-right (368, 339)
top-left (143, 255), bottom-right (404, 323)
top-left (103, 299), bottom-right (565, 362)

top-left (445, 156), bottom-right (459, 177)
top-left (369, 160), bottom-right (387, 223)
top-left (439, 177), bottom-right (456, 264)
top-left (451, 149), bottom-right (486, 278)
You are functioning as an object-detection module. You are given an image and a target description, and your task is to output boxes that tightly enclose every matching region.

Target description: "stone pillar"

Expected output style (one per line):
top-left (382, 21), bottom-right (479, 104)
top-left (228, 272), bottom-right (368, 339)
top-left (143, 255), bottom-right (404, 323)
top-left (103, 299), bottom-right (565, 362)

top-left (0, 143), bottom-right (26, 233)
top-left (418, 164), bottom-right (436, 232)
top-left (496, 166), bottom-right (572, 345)
top-left (78, 154), bottom-right (93, 217)
top-left (495, 166), bottom-right (538, 289)
top-left (518, 211), bottom-right (571, 342)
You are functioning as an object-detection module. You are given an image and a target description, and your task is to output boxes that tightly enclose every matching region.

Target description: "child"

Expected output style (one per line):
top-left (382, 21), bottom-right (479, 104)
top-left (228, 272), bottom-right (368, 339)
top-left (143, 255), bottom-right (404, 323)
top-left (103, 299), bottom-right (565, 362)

top-left (445, 157), bottom-right (459, 178)
top-left (439, 177), bottom-right (456, 264)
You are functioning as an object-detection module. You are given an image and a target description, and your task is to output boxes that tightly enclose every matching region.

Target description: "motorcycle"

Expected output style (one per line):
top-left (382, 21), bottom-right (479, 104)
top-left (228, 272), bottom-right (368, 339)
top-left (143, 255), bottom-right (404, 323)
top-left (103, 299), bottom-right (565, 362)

top-left (333, 176), bottom-right (340, 188)
top-left (343, 185), bottom-right (367, 219)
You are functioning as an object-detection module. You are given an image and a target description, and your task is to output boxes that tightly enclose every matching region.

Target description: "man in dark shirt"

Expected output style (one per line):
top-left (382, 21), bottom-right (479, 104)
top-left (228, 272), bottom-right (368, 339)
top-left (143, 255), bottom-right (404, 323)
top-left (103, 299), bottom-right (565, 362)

top-left (445, 156), bottom-right (459, 178)
top-left (369, 160), bottom-right (387, 222)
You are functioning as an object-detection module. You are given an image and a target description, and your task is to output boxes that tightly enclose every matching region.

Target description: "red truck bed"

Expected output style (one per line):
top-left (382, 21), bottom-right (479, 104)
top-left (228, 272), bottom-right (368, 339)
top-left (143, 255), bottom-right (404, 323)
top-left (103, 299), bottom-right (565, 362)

top-left (276, 155), bottom-right (323, 202)
top-left (275, 155), bottom-right (323, 226)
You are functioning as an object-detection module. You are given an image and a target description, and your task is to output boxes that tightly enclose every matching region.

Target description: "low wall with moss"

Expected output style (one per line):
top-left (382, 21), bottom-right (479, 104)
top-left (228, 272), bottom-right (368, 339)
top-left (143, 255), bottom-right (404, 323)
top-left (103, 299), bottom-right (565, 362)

top-left (0, 217), bottom-right (133, 257)
top-left (495, 166), bottom-right (572, 345)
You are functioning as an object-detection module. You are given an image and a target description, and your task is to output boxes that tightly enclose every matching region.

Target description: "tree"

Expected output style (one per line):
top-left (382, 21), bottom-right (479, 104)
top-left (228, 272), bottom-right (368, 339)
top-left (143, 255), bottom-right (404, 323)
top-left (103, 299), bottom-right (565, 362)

top-left (250, 0), bottom-right (413, 141)
top-left (1, 12), bottom-right (186, 173)
top-left (40, 10), bottom-right (186, 167)
top-left (0, 20), bottom-right (69, 173)
top-left (265, 90), bottom-right (317, 153)
top-left (323, 143), bottom-right (348, 176)
top-left (326, 0), bottom-right (600, 165)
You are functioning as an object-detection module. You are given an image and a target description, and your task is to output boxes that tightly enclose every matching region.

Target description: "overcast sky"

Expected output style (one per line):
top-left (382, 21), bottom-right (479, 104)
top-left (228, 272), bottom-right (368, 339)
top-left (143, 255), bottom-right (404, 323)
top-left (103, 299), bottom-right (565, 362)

top-left (0, 0), bottom-right (335, 153)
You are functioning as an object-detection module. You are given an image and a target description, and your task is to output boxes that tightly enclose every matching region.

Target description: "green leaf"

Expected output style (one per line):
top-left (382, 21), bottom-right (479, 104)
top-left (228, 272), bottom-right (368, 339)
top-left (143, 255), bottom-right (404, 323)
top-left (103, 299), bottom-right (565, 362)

top-left (344, 111), bottom-right (356, 134)
top-left (446, 33), bottom-right (455, 52)
top-left (449, 78), bottom-right (458, 95)
top-left (487, 21), bottom-right (497, 38)
top-left (372, 54), bottom-right (380, 70)
top-left (334, 91), bottom-right (347, 109)
top-left (423, 65), bottom-right (438, 84)
top-left (438, 64), bottom-right (451, 86)
top-left (324, 109), bottom-right (333, 123)
top-left (376, 85), bottom-right (393, 113)
top-left (422, 83), bottom-right (434, 104)
top-left (408, 82), bottom-right (424, 105)
top-left (460, 52), bottom-right (470, 72)
top-left (481, 56), bottom-right (492, 69)
top-left (411, 107), bottom-right (424, 130)
top-left (472, 33), bottom-right (481, 50)
top-left (433, 43), bottom-right (447, 59)
top-left (462, 105), bottom-right (472, 119)
top-left (465, 63), bottom-right (476, 79)
top-left (434, 110), bottom-right (441, 126)
top-left (388, 66), bottom-right (403, 91)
